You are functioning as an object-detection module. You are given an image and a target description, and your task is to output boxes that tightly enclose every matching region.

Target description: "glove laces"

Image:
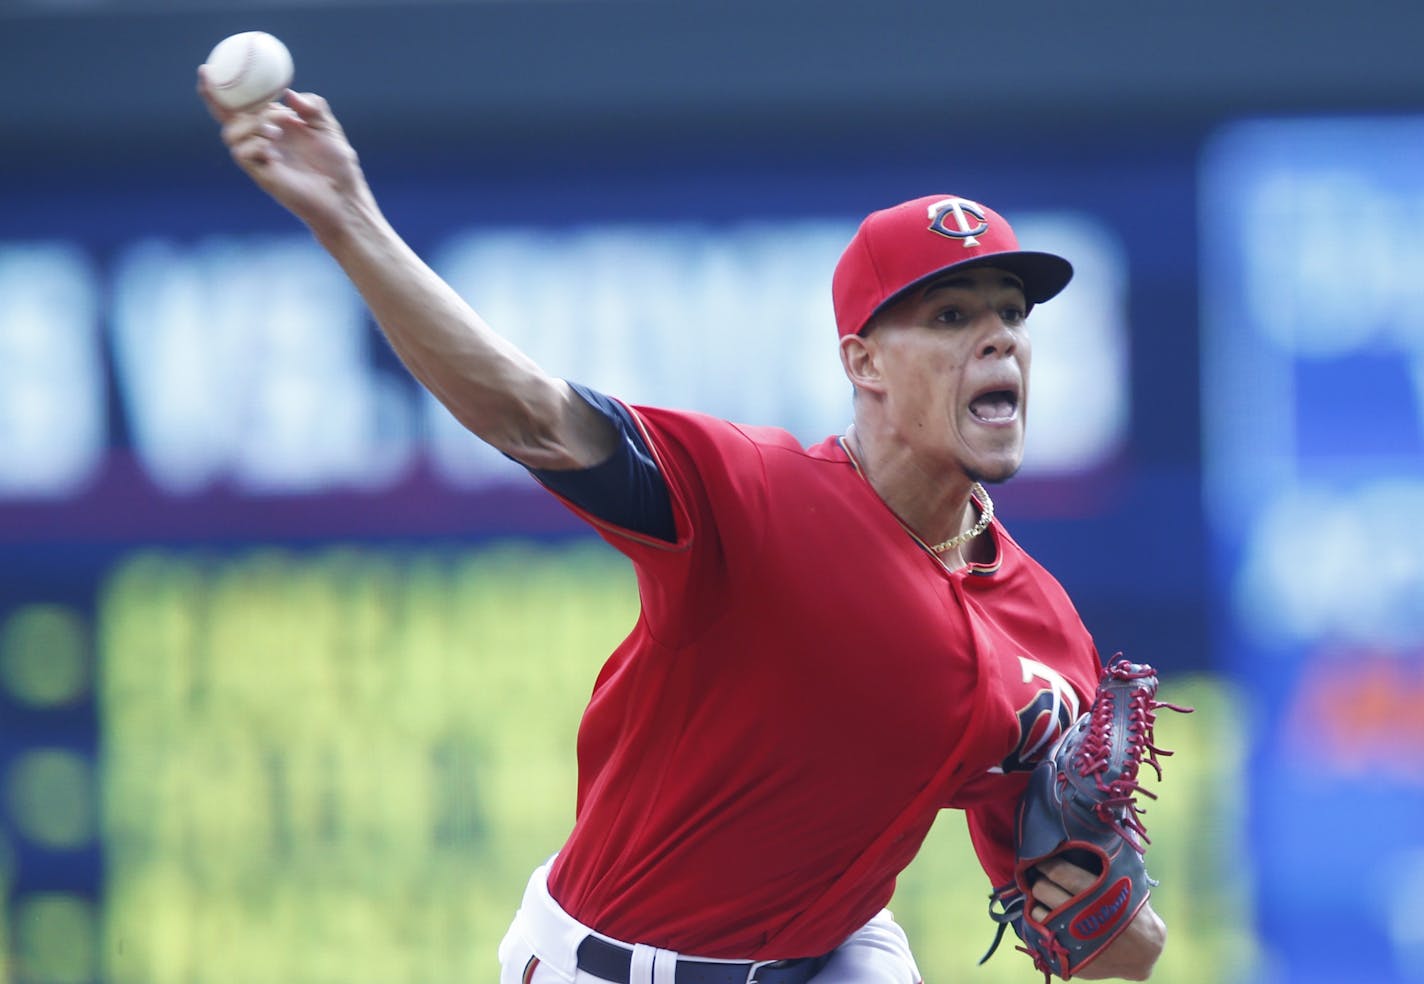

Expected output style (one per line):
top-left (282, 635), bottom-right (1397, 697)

top-left (1067, 657), bottom-right (1193, 847)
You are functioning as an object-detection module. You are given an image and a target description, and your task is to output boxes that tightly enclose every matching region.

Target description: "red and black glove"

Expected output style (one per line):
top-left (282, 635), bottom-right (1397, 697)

top-left (981, 658), bottom-right (1190, 981)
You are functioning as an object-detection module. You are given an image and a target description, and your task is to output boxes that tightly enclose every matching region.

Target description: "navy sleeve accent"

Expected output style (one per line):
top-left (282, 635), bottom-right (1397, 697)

top-left (527, 382), bottom-right (677, 543)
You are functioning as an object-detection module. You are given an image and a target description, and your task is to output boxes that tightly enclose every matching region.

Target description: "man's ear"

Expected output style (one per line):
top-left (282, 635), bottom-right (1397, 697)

top-left (839, 332), bottom-right (885, 394)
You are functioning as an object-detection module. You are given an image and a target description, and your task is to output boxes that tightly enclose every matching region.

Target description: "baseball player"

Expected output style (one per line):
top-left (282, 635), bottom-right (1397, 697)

top-left (200, 77), bottom-right (1170, 983)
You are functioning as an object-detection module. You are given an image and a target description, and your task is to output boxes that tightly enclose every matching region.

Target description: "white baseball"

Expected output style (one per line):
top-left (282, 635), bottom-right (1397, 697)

top-left (203, 32), bottom-right (294, 111)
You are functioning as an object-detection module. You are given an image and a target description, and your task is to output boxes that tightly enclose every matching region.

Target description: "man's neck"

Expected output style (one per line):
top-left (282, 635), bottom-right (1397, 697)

top-left (843, 424), bottom-right (981, 555)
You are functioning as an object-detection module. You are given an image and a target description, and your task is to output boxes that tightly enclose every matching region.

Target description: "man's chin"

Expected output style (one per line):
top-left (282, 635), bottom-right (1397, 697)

top-left (966, 459), bottom-right (1023, 485)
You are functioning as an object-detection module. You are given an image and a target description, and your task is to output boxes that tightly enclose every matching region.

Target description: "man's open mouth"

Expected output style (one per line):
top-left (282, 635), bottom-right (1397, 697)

top-left (969, 389), bottom-right (1019, 422)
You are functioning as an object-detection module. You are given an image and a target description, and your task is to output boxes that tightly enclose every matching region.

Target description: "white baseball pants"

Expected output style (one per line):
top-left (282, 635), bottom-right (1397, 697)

top-left (498, 859), bottom-right (923, 984)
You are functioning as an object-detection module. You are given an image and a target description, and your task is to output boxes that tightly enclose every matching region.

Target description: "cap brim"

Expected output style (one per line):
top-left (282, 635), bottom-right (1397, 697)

top-left (865, 250), bottom-right (1074, 330)
top-left (969, 251), bottom-right (1074, 305)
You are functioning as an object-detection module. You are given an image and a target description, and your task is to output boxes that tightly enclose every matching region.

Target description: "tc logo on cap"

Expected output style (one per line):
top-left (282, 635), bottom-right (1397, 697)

top-left (927, 197), bottom-right (989, 248)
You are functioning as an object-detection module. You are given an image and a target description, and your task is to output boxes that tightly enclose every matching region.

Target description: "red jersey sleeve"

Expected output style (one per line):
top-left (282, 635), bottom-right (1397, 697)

top-left (537, 403), bottom-right (788, 648)
top-left (965, 786), bottom-right (1027, 888)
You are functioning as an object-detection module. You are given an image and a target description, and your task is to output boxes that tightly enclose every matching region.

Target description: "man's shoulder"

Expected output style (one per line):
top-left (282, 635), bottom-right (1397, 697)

top-left (987, 521), bottom-right (1087, 614)
top-left (630, 405), bottom-right (834, 459)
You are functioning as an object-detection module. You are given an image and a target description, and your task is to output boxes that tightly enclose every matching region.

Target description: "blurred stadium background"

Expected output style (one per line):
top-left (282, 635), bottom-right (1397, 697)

top-left (3, 1), bottom-right (1424, 982)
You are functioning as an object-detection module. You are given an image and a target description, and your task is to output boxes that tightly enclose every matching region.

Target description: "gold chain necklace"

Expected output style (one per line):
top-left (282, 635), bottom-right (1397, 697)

top-left (930, 482), bottom-right (994, 553)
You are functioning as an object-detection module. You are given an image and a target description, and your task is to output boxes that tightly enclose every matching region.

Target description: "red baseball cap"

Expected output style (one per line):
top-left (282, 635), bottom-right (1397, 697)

top-left (832, 194), bottom-right (1074, 337)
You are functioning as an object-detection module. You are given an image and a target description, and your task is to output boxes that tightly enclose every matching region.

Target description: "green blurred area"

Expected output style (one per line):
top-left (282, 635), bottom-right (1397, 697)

top-left (0, 832), bottom-right (10, 984)
top-left (85, 543), bottom-right (1253, 984)
top-left (99, 543), bottom-right (635, 984)
top-left (0, 605), bottom-right (89, 709)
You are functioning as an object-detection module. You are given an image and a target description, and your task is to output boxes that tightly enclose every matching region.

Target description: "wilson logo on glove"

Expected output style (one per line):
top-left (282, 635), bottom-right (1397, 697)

top-left (1069, 877), bottom-right (1133, 940)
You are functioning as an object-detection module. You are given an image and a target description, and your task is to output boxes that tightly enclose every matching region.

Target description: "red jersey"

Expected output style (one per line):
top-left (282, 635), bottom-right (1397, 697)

top-left (544, 406), bottom-right (1100, 959)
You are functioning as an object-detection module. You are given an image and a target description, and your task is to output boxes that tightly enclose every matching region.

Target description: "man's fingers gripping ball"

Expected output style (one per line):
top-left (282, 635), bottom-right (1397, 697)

top-left (222, 104), bottom-right (298, 169)
top-left (282, 90), bottom-right (350, 145)
top-left (285, 89), bottom-right (329, 122)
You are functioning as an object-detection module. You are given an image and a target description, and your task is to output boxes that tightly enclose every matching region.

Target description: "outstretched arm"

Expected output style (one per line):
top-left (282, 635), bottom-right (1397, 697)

top-left (197, 73), bottom-right (616, 470)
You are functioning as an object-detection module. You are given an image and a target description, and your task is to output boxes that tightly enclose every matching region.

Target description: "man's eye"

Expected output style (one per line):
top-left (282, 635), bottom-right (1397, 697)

top-left (935, 308), bottom-right (963, 324)
top-left (1002, 307), bottom-right (1027, 324)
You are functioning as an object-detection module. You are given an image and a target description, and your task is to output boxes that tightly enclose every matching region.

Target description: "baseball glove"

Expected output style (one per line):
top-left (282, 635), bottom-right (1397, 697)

top-left (980, 657), bottom-right (1191, 981)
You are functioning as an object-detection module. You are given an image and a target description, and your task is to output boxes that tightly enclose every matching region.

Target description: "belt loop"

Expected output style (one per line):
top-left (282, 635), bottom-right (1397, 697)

top-left (629, 943), bottom-right (657, 984)
top-left (651, 946), bottom-right (678, 984)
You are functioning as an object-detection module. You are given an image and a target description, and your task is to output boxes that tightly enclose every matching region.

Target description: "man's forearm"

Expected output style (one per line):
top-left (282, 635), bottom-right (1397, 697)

top-left (313, 201), bottom-right (610, 470)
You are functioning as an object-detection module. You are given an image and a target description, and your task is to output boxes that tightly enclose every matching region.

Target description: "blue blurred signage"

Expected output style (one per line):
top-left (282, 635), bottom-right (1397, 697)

top-left (0, 214), bottom-right (1127, 510)
top-left (1202, 117), bottom-right (1424, 984)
